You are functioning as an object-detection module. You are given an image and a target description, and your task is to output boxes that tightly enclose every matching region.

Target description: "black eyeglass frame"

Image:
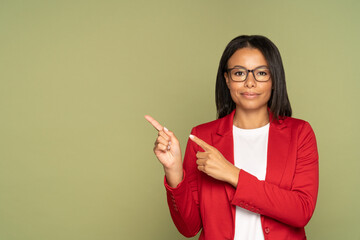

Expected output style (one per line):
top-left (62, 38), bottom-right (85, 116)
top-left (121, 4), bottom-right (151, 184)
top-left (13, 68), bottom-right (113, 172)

top-left (226, 66), bottom-right (271, 82)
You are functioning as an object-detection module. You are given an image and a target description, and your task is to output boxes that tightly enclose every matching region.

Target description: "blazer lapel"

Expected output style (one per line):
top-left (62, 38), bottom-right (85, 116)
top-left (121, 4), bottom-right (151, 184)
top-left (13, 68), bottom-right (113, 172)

top-left (211, 111), bottom-right (236, 207)
top-left (266, 117), bottom-right (290, 186)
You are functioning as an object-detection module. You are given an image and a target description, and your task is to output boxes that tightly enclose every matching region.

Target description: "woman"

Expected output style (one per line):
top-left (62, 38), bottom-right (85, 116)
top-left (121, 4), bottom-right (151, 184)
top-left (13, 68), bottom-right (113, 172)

top-left (145, 35), bottom-right (318, 240)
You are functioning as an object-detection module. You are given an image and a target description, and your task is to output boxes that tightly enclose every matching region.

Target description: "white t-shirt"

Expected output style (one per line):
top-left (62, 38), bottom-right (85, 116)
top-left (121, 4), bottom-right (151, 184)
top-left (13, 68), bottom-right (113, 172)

top-left (233, 123), bottom-right (269, 240)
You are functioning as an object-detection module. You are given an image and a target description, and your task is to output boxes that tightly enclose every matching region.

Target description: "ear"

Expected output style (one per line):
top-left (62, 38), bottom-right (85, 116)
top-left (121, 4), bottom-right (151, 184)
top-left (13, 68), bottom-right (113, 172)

top-left (224, 72), bottom-right (230, 88)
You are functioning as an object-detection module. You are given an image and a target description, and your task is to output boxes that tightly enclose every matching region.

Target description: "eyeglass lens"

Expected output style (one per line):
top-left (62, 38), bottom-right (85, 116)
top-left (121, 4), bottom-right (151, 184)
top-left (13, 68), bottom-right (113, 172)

top-left (230, 67), bottom-right (270, 82)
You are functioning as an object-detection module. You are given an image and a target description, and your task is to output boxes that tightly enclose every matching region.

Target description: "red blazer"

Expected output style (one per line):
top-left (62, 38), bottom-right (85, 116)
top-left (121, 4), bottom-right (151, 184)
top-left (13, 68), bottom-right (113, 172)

top-left (164, 110), bottom-right (319, 240)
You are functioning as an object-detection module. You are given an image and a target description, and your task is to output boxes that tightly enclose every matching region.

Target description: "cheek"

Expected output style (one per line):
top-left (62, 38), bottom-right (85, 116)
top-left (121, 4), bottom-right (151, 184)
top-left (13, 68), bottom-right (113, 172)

top-left (227, 82), bottom-right (240, 92)
top-left (227, 84), bottom-right (241, 99)
top-left (266, 83), bottom-right (272, 93)
top-left (264, 84), bottom-right (273, 101)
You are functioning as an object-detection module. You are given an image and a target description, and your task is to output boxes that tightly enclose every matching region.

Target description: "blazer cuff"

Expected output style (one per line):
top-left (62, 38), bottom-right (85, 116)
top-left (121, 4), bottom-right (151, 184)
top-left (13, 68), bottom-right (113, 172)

top-left (231, 169), bottom-right (262, 214)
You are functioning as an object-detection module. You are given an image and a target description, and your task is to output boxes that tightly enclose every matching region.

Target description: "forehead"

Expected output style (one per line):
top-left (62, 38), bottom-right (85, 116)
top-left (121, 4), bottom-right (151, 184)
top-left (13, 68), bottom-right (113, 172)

top-left (227, 48), bottom-right (268, 68)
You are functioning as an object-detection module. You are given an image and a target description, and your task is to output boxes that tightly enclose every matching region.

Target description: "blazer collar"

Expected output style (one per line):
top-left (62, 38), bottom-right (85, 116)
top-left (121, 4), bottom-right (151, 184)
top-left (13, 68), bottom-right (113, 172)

top-left (216, 110), bottom-right (236, 136)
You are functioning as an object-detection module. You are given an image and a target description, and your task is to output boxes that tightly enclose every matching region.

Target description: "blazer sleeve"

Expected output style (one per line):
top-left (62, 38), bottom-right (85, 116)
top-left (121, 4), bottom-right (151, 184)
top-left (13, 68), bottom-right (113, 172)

top-left (164, 128), bottom-right (202, 237)
top-left (231, 121), bottom-right (319, 228)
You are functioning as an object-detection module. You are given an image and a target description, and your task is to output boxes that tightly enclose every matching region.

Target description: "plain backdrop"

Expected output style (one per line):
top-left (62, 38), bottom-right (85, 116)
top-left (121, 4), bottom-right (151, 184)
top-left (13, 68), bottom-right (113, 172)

top-left (0, 0), bottom-right (359, 239)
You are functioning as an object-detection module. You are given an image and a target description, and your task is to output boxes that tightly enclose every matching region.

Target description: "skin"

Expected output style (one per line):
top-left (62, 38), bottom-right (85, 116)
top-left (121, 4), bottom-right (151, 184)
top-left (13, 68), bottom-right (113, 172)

top-left (225, 48), bottom-right (273, 129)
top-left (145, 47), bottom-right (272, 188)
top-left (144, 115), bottom-right (183, 188)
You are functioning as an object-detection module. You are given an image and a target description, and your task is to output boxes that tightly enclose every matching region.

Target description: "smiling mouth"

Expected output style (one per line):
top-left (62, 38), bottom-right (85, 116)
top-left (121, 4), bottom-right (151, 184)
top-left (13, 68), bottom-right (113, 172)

top-left (241, 92), bottom-right (260, 98)
top-left (241, 92), bottom-right (259, 96)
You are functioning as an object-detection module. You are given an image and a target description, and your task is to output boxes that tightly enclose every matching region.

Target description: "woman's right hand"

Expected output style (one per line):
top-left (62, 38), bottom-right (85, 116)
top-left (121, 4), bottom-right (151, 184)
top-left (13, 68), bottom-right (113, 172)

top-left (145, 115), bottom-right (183, 187)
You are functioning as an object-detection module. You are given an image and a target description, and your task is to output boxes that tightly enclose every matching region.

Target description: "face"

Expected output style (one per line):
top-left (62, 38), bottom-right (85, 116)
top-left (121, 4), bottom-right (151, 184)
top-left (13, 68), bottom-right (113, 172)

top-left (224, 48), bottom-right (272, 113)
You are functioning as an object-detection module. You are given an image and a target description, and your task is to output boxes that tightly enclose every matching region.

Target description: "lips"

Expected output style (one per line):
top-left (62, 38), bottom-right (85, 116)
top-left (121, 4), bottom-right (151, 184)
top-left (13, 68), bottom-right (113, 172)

top-left (241, 92), bottom-right (260, 99)
top-left (242, 92), bottom-right (259, 96)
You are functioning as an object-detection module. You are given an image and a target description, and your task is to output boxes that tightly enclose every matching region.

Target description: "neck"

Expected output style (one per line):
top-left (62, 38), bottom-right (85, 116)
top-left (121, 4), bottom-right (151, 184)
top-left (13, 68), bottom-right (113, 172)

top-left (233, 106), bottom-right (269, 129)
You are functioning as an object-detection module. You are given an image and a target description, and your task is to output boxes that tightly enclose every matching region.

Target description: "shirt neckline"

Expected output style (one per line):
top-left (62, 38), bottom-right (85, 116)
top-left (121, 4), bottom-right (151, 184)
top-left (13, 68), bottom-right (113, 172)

top-left (233, 123), bottom-right (270, 135)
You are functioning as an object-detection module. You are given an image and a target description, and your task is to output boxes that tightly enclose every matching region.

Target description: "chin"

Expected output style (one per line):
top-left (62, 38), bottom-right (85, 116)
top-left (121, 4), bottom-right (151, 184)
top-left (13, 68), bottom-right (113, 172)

top-left (236, 102), bottom-right (268, 112)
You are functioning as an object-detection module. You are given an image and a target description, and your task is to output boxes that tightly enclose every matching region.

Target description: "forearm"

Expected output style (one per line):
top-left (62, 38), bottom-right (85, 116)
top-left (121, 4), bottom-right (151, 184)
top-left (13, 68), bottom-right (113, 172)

top-left (164, 170), bottom-right (202, 237)
top-left (232, 170), bottom-right (318, 228)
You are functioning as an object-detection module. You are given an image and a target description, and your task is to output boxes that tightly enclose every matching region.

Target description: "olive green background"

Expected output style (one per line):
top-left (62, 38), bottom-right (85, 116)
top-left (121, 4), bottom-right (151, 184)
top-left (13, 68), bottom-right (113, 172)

top-left (0, 0), bottom-right (359, 239)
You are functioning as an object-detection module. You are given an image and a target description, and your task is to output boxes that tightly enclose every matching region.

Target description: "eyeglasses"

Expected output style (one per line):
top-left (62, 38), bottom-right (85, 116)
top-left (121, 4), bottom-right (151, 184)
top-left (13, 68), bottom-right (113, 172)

top-left (227, 66), bottom-right (271, 82)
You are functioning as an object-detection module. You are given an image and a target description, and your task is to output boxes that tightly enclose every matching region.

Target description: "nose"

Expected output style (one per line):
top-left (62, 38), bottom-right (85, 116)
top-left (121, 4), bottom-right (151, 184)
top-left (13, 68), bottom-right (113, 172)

top-left (244, 71), bottom-right (256, 88)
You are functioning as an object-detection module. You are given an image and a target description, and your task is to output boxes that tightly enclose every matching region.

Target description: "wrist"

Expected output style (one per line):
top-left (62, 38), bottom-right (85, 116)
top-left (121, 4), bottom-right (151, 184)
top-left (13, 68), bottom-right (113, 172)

top-left (228, 166), bottom-right (240, 188)
top-left (163, 161), bottom-right (182, 174)
top-left (164, 166), bottom-right (183, 188)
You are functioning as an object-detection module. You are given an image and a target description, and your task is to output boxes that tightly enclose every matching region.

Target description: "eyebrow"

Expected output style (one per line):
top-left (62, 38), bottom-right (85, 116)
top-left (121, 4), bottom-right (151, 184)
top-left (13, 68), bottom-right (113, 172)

top-left (230, 65), bottom-right (269, 69)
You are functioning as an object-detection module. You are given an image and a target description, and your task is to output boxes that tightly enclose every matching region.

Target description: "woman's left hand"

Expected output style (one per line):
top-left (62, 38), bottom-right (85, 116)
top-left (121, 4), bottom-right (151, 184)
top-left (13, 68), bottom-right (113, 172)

top-left (189, 135), bottom-right (240, 188)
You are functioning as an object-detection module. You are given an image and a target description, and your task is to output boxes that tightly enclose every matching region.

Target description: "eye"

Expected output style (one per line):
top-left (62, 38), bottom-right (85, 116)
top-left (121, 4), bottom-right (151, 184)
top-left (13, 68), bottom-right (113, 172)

top-left (231, 68), bottom-right (247, 76)
top-left (234, 71), bottom-right (246, 76)
top-left (257, 71), bottom-right (268, 76)
top-left (255, 68), bottom-right (270, 76)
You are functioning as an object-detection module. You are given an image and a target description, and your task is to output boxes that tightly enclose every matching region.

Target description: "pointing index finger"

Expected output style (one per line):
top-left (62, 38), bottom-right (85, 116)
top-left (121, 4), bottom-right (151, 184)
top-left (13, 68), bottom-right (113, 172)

top-left (144, 115), bottom-right (163, 131)
top-left (189, 134), bottom-right (213, 151)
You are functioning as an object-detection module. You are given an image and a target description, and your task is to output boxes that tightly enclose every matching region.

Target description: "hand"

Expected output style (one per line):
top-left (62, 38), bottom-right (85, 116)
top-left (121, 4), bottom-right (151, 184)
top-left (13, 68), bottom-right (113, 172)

top-left (189, 134), bottom-right (240, 188)
top-left (144, 115), bottom-right (183, 187)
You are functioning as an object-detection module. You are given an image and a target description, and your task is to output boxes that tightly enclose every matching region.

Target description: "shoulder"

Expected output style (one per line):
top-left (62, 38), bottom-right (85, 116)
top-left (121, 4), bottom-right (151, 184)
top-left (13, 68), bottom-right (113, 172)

top-left (281, 116), bottom-right (313, 130)
top-left (280, 116), bottom-right (316, 141)
top-left (189, 119), bottom-right (221, 142)
top-left (190, 112), bottom-right (234, 142)
top-left (282, 117), bottom-right (318, 160)
top-left (192, 118), bottom-right (222, 133)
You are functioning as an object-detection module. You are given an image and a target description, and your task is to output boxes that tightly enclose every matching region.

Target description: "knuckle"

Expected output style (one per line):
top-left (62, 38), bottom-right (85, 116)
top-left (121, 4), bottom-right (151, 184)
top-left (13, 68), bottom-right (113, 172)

top-left (160, 132), bottom-right (170, 140)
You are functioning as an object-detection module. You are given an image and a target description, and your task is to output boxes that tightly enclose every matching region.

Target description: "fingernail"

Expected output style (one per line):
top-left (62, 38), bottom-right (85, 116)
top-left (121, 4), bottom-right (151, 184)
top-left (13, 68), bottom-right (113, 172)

top-left (167, 145), bottom-right (171, 150)
top-left (189, 134), bottom-right (194, 139)
top-left (169, 141), bottom-right (172, 145)
top-left (164, 127), bottom-right (169, 132)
